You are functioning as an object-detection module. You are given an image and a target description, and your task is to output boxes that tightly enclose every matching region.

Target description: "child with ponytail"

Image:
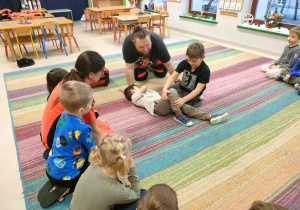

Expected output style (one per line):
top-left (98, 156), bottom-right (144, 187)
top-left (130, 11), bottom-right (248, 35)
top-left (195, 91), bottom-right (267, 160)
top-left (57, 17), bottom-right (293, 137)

top-left (71, 132), bottom-right (142, 210)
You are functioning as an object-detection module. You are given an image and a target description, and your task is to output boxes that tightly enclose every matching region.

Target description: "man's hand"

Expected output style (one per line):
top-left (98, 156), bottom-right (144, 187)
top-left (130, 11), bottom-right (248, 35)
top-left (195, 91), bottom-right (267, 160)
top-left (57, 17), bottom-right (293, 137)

top-left (162, 89), bottom-right (171, 101)
top-left (119, 87), bottom-right (125, 93)
top-left (283, 74), bottom-right (290, 82)
top-left (173, 98), bottom-right (185, 108)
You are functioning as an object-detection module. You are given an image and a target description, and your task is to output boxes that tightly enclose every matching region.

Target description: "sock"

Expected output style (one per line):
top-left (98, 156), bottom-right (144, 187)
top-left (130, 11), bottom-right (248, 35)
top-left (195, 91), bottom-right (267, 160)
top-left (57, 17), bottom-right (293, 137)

top-left (210, 114), bottom-right (213, 118)
top-left (176, 113), bottom-right (183, 117)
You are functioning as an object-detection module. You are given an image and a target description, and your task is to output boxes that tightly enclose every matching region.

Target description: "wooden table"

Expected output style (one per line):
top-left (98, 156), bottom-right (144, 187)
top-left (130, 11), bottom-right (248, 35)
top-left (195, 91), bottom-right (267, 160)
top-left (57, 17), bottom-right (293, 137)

top-left (115, 13), bottom-right (168, 39)
top-left (88, 6), bottom-right (136, 34)
top-left (0, 17), bottom-right (73, 62)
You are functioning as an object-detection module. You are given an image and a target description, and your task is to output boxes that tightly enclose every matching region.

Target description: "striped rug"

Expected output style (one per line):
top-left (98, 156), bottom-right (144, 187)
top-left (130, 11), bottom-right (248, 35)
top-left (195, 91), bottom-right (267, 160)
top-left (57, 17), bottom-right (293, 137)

top-left (4, 39), bottom-right (300, 210)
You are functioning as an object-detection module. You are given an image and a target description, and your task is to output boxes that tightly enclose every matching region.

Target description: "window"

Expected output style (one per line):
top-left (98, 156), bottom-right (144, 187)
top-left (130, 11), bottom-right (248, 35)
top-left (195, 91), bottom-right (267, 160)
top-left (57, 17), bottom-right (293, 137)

top-left (189, 0), bottom-right (219, 17)
top-left (251, 0), bottom-right (299, 27)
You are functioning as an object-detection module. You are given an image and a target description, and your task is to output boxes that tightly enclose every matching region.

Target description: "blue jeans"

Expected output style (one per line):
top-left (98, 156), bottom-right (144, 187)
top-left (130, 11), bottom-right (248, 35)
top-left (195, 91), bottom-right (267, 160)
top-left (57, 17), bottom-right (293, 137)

top-left (113, 189), bottom-right (147, 210)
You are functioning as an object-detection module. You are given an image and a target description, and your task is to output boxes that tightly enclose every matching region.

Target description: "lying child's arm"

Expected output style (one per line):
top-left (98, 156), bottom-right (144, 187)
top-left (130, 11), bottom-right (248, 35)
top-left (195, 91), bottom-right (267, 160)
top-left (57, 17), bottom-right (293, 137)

top-left (139, 86), bottom-right (147, 93)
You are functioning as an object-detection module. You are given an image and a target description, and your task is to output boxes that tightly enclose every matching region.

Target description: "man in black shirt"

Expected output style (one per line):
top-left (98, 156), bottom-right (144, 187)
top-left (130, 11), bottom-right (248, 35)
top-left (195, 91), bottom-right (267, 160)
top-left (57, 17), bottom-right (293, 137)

top-left (122, 26), bottom-right (175, 85)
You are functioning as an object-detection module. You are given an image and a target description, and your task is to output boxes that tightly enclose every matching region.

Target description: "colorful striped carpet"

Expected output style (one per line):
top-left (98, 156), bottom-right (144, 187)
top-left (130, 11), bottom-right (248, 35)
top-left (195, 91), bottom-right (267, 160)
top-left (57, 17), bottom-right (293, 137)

top-left (4, 39), bottom-right (300, 210)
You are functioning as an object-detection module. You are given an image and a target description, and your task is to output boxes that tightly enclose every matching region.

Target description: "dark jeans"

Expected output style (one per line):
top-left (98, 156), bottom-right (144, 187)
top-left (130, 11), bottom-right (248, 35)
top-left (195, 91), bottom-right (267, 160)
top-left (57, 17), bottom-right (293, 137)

top-left (113, 189), bottom-right (147, 210)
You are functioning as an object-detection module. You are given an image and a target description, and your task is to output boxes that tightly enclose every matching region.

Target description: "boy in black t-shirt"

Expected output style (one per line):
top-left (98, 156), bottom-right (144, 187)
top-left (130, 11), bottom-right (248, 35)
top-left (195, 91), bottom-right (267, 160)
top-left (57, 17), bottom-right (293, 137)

top-left (162, 42), bottom-right (210, 106)
top-left (122, 26), bottom-right (176, 86)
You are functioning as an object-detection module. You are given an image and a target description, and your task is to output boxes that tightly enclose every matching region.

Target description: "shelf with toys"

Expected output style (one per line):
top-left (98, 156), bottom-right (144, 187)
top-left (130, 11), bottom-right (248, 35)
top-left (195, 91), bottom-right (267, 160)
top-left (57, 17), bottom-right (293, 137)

top-left (237, 23), bottom-right (289, 37)
top-left (180, 13), bottom-right (218, 24)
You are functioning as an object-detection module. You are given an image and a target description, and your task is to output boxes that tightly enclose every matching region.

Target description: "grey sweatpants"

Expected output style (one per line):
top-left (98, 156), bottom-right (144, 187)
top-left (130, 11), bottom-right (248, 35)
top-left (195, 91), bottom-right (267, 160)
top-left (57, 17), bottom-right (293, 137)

top-left (281, 67), bottom-right (300, 85)
top-left (154, 88), bottom-right (210, 120)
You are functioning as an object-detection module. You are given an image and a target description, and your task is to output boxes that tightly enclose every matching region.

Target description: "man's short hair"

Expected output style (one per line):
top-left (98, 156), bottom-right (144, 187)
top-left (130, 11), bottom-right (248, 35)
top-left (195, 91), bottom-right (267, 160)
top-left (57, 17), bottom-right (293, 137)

top-left (124, 84), bottom-right (137, 101)
top-left (186, 42), bottom-right (205, 59)
top-left (131, 25), bottom-right (150, 41)
top-left (59, 81), bottom-right (93, 113)
top-left (137, 184), bottom-right (178, 210)
top-left (290, 26), bottom-right (300, 39)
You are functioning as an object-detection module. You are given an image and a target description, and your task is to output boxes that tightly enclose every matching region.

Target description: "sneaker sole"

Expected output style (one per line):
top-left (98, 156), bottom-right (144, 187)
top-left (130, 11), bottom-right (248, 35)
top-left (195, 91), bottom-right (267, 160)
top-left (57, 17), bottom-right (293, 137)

top-left (211, 113), bottom-right (229, 124)
top-left (174, 117), bottom-right (193, 126)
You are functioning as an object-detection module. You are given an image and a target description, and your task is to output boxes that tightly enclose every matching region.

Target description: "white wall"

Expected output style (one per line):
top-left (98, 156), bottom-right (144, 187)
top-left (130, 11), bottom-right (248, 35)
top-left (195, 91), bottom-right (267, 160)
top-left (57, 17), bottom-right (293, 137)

top-left (167, 0), bottom-right (287, 59)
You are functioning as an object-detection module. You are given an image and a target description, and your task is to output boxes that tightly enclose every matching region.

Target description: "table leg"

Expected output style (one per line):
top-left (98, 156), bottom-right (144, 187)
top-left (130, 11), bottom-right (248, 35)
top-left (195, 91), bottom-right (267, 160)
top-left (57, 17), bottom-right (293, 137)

top-left (65, 24), bottom-right (73, 53)
top-left (124, 23), bottom-right (128, 37)
top-left (162, 17), bottom-right (165, 39)
top-left (97, 12), bottom-right (102, 34)
top-left (60, 26), bottom-right (67, 46)
top-left (3, 29), bottom-right (16, 61)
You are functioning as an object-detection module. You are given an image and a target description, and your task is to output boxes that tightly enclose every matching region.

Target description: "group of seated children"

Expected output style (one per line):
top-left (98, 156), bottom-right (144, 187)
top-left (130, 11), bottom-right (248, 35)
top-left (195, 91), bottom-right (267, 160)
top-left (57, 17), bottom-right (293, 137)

top-left (261, 26), bottom-right (300, 95)
top-left (39, 32), bottom-right (294, 209)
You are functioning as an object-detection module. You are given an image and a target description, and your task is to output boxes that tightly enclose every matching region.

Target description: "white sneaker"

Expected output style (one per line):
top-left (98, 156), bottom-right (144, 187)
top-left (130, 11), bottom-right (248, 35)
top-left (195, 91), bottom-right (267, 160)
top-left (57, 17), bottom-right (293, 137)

top-left (199, 95), bottom-right (204, 101)
top-left (294, 83), bottom-right (299, 89)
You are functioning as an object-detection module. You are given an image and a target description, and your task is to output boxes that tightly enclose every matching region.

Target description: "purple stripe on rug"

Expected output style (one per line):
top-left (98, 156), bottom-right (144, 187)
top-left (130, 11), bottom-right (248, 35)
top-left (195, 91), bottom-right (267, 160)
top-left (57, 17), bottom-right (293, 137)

top-left (15, 122), bottom-right (41, 141)
top-left (8, 84), bottom-right (47, 100)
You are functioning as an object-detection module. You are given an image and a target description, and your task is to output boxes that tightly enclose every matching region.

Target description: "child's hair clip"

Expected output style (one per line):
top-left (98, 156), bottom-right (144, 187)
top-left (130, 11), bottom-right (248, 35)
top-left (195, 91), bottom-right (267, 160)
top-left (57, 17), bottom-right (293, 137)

top-left (119, 136), bottom-right (123, 143)
top-left (121, 155), bottom-right (126, 160)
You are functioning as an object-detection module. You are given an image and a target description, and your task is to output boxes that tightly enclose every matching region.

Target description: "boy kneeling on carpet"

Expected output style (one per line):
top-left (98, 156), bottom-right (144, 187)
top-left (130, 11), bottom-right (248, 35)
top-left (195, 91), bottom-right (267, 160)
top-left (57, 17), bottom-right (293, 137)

top-left (38, 81), bottom-right (97, 208)
top-left (124, 85), bottom-right (229, 126)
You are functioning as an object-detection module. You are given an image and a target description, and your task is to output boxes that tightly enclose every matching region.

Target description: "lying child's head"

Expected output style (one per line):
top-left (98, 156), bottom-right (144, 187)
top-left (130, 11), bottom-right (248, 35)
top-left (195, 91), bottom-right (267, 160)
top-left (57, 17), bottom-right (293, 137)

top-left (137, 184), bottom-right (178, 210)
top-left (186, 42), bottom-right (206, 69)
top-left (59, 81), bottom-right (93, 115)
top-left (46, 68), bottom-right (68, 94)
top-left (89, 132), bottom-right (132, 186)
top-left (248, 200), bottom-right (288, 210)
top-left (289, 26), bottom-right (300, 46)
top-left (124, 84), bottom-right (139, 101)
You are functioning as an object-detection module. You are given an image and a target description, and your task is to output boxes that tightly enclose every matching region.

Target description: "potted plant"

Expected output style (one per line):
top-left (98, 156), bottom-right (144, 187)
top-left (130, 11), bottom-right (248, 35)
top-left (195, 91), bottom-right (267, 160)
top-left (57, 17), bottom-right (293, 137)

top-left (264, 8), bottom-right (284, 28)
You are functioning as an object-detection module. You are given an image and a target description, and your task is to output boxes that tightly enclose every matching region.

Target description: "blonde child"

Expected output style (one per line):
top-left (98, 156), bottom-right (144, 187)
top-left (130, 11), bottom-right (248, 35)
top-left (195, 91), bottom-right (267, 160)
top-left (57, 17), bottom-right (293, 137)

top-left (44, 81), bottom-right (96, 203)
top-left (248, 200), bottom-right (288, 210)
top-left (137, 184), bottom-right (178, 210)
top-left (71, 133), bottom-right (143, 210)
top-left (261, 26), bottom-right (300, 78)
top-left (162, 42), bottom-right (210, 106)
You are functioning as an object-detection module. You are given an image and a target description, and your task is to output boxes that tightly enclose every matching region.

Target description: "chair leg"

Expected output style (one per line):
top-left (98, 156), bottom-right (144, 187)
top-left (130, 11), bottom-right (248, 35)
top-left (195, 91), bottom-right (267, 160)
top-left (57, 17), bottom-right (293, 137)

top-left (119, 31), bottom-right (121, 44)
top-left (23, 44), bottom-right (30, 57)
top-left (72, 36), bottom-right (80, 51)
top-left (42, 40), bottom-right (47, 59)
top-left (59, 38), bottom-right (68, 56)
top-left (85, 20), bottom-right (87, 32)
top-left (5, 44), bottom-right (8, 60)
top-left (17, 44), bottom-right (23, 59)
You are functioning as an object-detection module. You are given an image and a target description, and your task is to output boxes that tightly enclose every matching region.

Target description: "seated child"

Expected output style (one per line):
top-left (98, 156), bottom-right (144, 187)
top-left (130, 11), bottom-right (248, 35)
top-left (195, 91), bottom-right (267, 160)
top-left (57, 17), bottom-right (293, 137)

top-left (46, 68), bottom-right (68, 99)
top-left (71, 133), bottom-right (142, 210)
top-left (276, 58), bottom-right (300, 95)
top-left (137, 183), bottom-right (178, 210)
top-left (46, 81), bottom-right (96, 195)
top-left (124, 85), bottom-right (229, 126)
top-left (162, 41), bottom-right (210, 106)
top-left (248, 200), bottom-right (288, 210)
top-left (261, 26), bottom-right (300, 78)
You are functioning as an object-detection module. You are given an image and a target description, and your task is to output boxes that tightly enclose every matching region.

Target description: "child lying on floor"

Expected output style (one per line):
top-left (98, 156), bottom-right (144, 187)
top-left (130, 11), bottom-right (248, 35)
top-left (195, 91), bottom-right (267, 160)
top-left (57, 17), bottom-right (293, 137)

top-left (124, 85), bottom-right (229, 126)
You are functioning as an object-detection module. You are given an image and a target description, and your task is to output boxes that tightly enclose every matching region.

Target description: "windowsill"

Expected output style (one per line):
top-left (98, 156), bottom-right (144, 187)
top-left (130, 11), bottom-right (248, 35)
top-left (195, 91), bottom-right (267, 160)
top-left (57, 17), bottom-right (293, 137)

top-left (179, 15), bottom-right (218, 24)
top-left (237, 24), bottom-right (289, 37)
top-left (144, 9), bottom-right (159, 13)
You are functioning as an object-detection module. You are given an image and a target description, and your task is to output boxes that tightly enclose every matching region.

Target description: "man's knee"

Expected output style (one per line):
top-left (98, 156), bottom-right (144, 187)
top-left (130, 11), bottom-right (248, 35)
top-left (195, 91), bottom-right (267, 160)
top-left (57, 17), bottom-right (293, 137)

top-left (134, 69), bottom-right (148, 81)
top-left (153, 64), bottom-right (167, 78)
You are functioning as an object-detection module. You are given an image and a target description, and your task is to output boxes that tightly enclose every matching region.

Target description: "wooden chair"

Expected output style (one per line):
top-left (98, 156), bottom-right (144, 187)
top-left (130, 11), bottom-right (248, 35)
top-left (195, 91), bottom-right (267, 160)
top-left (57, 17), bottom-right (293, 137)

top-left (12, 27), bottom-right (39, 59)
top-left (119, 12), bottom-right (131, 15)
top-left (60, 23), bottom-right (80, 51)
top-left (160, 11), bottom-right (169, 37)
top-left (130, 8), bottom-right (140, 14)
top-left (28, 16), bottom-right (43, 20)
top-left (84, 9), bottom-right (97, 33)
top-left (114, 9), bottom-right (124, 16)
top-left (112, 16), bottom-right (130, 44)
top-left (39, 21), bottom-right (68, 59)
top-left (101, 10), bottom-right (113, 34)
top-left (138, 16), bottom-right (150, 30)
top-left (151, 14), bottom-right (162, 36)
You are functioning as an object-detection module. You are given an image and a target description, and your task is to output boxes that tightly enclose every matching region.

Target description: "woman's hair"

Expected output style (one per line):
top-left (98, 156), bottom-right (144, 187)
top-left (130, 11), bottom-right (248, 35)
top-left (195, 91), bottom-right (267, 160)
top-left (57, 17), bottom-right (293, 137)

top-left (137, 184), bottom-right (178, 210)
top-left (131, 25), bottom-right (150, 41)
top-left (63, 51), bottom-right (105, 84)
top-left (46, 68), bottom-right (68, 94)
top-left (186, 42), bottom-right (205, 59)
top-left (89, 132), bottom-right (132, 186)
top-left (249, 200), bottom-right (288, 210)
top-left (124, 84), bottom-right (137, 101)
top-left (59, 81), bottom-right (93, 113)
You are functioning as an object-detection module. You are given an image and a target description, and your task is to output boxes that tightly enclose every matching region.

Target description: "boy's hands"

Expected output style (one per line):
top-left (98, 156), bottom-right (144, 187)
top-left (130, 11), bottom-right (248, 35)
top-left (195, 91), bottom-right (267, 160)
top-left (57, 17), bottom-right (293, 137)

top-left (173, 98), bottom-right (185, 108)
top-left (162, 89), bottom-right (171, 101)
top-left (283, 74), bottom-right (290, 82)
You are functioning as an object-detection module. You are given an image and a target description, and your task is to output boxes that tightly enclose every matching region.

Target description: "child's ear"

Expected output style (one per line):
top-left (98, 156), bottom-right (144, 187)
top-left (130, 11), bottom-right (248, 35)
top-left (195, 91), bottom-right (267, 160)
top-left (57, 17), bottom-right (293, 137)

top-left (78, 107), bottom-right (83, 114)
